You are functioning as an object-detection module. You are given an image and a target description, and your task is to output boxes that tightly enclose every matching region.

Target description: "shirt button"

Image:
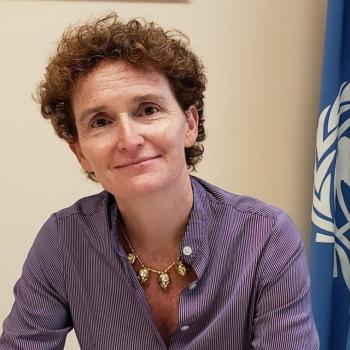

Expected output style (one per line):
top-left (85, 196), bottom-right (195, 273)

top-left (189, 282), bottom-right (197, 290)
top-left (183, 246), bottom-right (192, 256)
top-left (180, 325), bottom-right (190, 331)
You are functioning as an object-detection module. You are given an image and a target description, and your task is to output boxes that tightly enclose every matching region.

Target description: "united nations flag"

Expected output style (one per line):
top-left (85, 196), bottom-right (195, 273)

top-left (310, 0), bottom-right (350, 349)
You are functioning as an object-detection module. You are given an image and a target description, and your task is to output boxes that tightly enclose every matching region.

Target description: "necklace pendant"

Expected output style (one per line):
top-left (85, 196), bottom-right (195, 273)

top-left (159, 272), bottom-right (170, 289)
top-left (138, 268), bottom-right (149, 284)
top-left (128, 252), bottom-right (136, 264)
top-left (176, 260), bottom-right (188, 276)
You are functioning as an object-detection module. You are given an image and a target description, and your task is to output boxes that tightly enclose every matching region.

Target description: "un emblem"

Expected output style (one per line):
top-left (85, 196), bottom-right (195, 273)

top-left (312, 82), bottom-right (350, 290)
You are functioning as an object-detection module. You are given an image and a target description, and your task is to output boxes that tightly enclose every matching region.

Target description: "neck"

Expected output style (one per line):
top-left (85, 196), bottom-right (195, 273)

top-left (115, 174), bottom-right (193, 261)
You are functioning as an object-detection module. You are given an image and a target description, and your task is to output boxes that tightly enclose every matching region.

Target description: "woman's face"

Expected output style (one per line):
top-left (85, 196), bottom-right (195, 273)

top-left (69, 59), bottom-right (198, 199)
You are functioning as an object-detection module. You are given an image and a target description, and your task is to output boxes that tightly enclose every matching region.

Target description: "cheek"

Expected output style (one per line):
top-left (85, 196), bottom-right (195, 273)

top-left (80, 138), bottom-right (113, 166)
top-left (154, 120), bottom-right (187, 148)
top-left (156, 131), bottom-right (186, 160)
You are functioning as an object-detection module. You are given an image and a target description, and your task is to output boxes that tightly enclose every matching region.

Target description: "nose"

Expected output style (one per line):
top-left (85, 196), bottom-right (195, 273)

top-left (116, 117), bottom-right (144, 152)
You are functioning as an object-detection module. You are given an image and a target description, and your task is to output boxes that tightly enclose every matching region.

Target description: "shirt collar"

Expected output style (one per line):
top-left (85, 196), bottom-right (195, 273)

top-left (180, 175), bottom-right (210, 279)
top-left (108, 194), bottom-right (127, 258)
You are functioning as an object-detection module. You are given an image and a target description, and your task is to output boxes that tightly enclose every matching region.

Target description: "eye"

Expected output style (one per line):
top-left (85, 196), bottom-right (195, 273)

top-left (141, 105), bottom-right (160, 116)
top-left (91, 117), bottom-right (112, 128)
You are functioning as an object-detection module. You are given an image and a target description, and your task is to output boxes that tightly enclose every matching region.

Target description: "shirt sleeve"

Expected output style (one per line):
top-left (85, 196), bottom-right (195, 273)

top-left (0, 214), bottom-right (73, 350)
top-left (251, 212), bottom-right (319, 350)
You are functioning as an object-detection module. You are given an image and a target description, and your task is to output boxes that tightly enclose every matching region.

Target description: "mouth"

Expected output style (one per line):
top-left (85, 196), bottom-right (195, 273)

top-left (115, 156), bottom-right (160, 169)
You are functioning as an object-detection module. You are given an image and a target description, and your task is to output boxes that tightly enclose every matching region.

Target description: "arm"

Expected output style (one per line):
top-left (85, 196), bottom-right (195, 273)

top-left (0, 215), bottom-right (72, 350)
top-left (251, 212), bottom-right (319, 350)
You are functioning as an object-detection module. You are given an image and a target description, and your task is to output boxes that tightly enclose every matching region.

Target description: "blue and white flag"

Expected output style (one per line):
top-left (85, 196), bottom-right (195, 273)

top-left (311, 0), bottom-right (350, 349)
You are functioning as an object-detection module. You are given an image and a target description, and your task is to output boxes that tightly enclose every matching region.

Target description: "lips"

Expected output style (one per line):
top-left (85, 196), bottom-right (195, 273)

top-left (115, 156), bottom-right (159, 168)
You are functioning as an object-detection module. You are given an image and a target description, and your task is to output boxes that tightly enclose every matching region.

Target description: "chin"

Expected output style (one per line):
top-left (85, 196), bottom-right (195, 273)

top-left (106, 173), bottom-right (174, 199)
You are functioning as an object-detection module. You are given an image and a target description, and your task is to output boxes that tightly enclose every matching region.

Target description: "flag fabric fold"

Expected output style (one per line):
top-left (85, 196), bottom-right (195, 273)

top-left (310, 0), bottom-right (350, 349)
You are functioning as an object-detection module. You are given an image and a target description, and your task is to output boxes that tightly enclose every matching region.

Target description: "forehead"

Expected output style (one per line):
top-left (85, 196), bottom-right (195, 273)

top-left (73, 59), bottom-right (170, 97)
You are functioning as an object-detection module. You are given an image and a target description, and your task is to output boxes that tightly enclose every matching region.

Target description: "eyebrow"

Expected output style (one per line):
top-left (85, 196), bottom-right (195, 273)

top-left (131, 93), bottom-right (169, 105)
top-left (76, 93), bottom-right (169, 124)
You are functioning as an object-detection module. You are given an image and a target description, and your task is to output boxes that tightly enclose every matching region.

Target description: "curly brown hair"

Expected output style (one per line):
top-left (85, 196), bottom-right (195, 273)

top-left (35, 12), bottom-right (207, 180)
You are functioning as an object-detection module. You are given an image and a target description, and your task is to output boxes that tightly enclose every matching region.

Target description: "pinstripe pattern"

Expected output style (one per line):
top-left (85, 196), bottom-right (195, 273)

top-left (0, 176), bottom-right (319, 349)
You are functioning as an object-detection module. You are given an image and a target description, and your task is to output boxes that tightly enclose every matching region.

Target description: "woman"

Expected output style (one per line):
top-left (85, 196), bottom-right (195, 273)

top-left (0, 13), bottom-right (319, 349)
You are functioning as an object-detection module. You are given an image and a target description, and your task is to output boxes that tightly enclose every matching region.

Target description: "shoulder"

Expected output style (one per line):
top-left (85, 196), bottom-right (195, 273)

top-left (53, 190), bottom-right (110, 220)
top-left (191, 176), bottom-right (302, 250)
top-left (33, 190), bottom-right (109, 242)
top-left (191, 175), bottom-right (283, 220)
top-left (192, 177), bottom-right (306, 284)
top-left (30, 191), bottom-right (113, 275)
top-left (32, 191), bottom-right (111, 253)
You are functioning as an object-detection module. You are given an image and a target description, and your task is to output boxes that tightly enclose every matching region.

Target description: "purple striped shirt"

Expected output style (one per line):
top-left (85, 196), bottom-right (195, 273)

top-left (0, 176), bottom-right (319, 349)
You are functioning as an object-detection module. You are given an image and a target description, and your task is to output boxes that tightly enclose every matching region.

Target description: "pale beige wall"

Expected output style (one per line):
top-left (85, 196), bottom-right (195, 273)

top-left (0, 0), bottom-right (327, 348)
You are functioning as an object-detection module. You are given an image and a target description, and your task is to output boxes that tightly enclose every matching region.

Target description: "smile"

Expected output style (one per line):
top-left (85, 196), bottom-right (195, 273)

top-left (115, 156), bottom-right (160, 169)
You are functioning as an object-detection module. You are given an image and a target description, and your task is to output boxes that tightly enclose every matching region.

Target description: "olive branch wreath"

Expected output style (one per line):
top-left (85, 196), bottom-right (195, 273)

top-left (312, 81), bottom-right (350, 290)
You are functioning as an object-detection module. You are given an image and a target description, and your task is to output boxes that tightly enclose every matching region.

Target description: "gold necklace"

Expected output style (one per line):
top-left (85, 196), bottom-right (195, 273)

top-left (120, 223), bottom-right (188, 290)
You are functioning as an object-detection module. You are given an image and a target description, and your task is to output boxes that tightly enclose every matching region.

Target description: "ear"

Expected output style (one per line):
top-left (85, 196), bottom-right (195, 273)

top-left (68, 142), bottom-right (93, 172)
top-left (184, 106), bottom-right (199, 148)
